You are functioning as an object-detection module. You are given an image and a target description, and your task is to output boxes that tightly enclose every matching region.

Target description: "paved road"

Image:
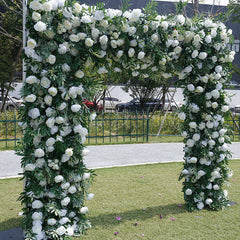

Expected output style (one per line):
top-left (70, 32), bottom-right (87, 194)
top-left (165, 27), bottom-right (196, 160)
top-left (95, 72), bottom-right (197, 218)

top-left (1, 142), bottom-right (240, 179)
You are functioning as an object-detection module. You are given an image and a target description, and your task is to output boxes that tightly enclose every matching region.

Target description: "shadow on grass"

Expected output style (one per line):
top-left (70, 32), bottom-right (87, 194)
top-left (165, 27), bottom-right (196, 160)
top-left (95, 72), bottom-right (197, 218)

top-left (89, 203), bottom-right (187, 226)
top-left (0, 217), bottom-right (21, 231)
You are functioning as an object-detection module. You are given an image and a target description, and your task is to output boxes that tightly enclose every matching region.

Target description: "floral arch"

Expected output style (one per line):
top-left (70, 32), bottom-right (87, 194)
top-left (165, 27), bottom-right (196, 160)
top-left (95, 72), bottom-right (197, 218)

top-left (20, 0), bottom-right (235, 239)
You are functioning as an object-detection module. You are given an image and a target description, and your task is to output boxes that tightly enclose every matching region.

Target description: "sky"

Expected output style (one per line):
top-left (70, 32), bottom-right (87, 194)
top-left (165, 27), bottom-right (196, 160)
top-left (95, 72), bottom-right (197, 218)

top-left (154, 0), bottom-right (230, 6)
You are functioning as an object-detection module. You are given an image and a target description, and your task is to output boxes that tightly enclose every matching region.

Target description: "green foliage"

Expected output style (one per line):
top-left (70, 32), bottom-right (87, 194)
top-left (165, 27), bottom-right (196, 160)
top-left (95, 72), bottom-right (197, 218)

top-left (0, 0), bottom-right (22, 111)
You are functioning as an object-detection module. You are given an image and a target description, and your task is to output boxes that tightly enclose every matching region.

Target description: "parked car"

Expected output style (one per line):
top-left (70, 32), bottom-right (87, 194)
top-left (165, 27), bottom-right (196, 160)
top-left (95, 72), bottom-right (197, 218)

top-left (116, 98), bottom-right (182, 112)
top-left (0, 95), bottom-right (23, 110)
top-left (98, 97), bottom-right (121, 111)
top-left (116, 98), bottom-right (161, 112)
top-left (82, 98), bottom-right (103, 111)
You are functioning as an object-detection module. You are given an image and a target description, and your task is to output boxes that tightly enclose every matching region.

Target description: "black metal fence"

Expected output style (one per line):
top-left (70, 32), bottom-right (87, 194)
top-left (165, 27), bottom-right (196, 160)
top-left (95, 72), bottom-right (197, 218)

top-left (1, 110), bottom-right (240, 149)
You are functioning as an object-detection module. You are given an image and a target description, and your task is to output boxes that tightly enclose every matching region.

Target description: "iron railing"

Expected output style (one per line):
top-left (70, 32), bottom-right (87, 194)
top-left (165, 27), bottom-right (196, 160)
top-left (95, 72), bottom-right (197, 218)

top-left (1, 110), bottom-right (240, 149)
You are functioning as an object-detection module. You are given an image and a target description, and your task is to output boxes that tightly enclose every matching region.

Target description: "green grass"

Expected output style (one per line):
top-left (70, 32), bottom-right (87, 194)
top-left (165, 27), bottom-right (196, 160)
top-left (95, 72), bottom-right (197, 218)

top-left (0, 161), bottom-right (239, 239)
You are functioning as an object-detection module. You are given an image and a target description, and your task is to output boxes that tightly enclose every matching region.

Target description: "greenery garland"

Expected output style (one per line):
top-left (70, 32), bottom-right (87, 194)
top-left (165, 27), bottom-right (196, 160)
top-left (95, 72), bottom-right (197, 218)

top-left (19, 0), bottom-right (235, 239)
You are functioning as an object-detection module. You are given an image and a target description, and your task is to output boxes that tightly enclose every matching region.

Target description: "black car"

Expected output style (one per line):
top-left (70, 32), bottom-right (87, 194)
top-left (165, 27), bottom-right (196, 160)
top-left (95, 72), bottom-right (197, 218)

top-left (116, 99), bottom-right (162, 112)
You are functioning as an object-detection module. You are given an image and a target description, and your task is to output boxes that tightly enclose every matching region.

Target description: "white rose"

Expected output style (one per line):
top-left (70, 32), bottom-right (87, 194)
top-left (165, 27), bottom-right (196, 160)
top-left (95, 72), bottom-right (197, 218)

top-left (212, 102), bottom-right (218, 109)
top-left (65, 148), bottom-right (73, 157)
top-left (68, 186), bottom-right (77, 194)
top-left (197, 170), bottom-right (206, 178)
top-left (91, 28), bottom-right (100, 39)
top-left (198, 52), bottom-right (207, 60)
top-left (46, 118), bottom-right (55, 128)
top-left (198, 122), bottom-right (205, 130)
top-left (62, 63), bottom-right (71, 72)
top-left (27, 39), bottom-right (37, 49)
top-left (32, 212), bottom-right (42, 220)
top-left (214, 73), bottom-right (221, 80)
top-left (28, 108), bottom-right (40, 119)
top-left (205, 198), bottom-right (213, 205)
top-left (30, 0), bottom-right (43, 11)
top-left (151, 33), bottom-right (159, 43)
top-left (69, 34), bottom-right (80, 42)
top-left (197, 202), bottom-right (204, 209)
top-left (68, 87), bottom-right (78, 99)
top-left (32, 200), bottom-right (43, 209)
top-left (73, 2), bottom-right (82, 13)
top-left (176, 14), bottom-right (185, 24)
top-left (138, 51), bottom-right (145, 60)
top-left (25, 164), bottom-right (36, 171)
top-left (34, 148), bottom-right (45, 158)
top-left (61, 182), bottom-right (70, 190)
top-left (85, 38), bottom-right (94, 47)
top-left (55, 175), bottom-right (64, 183)
top-left (110, 39), bottom-right (117, 48)
top-left (34, 21), bottom-right (46, 32)
top-left (56, 226), bottom-right (66, 236)
top-left (201, 76), bottom-right (208, 83)
top-left (81, 15), bottom-right (92, 24)
top-left (26, 75), bottom-right (38, 84)
top-left (82, 172), bottom-right (90, 180)
top-left (43, 2), bottom-right (52, 11)
top-left (215, 65), bottom-right (222, 73)
top-left (206, 121), bottom-right (214, 128)
top-left (47, 218), bottom-right (56, 225)
top-left (116, 50), bottom-right (123, 59)
top-left (25, 94), bottom-right (37, 103)
top-left (193, 133), bottom-right (200, 141)
top-left (99, 35), bottom-right (108, 45)
top-left (94, 10), bottom-right (105, 20)
top-left (187, 84), bottom-right (195, 92)
top-left (58, 102), bottom-right (67, 111)
top-left (46, 137), bottom-right (55, 146)
top-left (185, 189), bottom-right (192, 195)
top-left (44, 95), bottom-right (52, 106)
top-left (71, 104), bottom-right (81, 112)
top-left (178, 112), bottom-right (186, 120)
top-left (222, 105), bottom-right (229, 112)
top-left (143, 25), bottom-right (148, 33)
top-left (80, 206), bottom-right (88, 214)
top-left (128, 48), bottom-right (135, 58)
top-left (186, 139), bottom-right (195, 147)
top-left (61, 154), bottom-right (70, 162)
top-left (46, 55), bottom-right (56, 65)
top-left (48, 87), bottom-right (58, 96)
top-left (161, 21), bottom-right (168, 30)
top-left (211, 89), bottom-right (220, 99)
top-left (189, 122), bottom-right (197, 129)
top-left (213, 184), bottom-right (220, 190)
top-left (205, 35), bottom-right (212, 44)
top-left (181, 131), bottom-right (187, 138)
top-left (208, 139), bottom-right (215, 146)
top-left (189, 157), bottom-right (197, 163)
top-left (196, 86), bottom-right (203, 93)
top-left (40, 77), bottom-right (51, 88)
top-left (32, 11), bottom-right (41, 21)
top-left (75, 70), bottom-right (84, 78)
top-left (61, 197), bottom-right (70, 206)
top-left (78, 32), bottom-right (87, 40)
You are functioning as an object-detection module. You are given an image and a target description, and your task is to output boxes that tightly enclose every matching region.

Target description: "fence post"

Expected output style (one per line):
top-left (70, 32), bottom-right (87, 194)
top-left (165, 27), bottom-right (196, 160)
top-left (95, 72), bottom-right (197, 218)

top-left (5, 110), bottom-right (8, 148)
top-left (146, 111), bottom-right (149, 142)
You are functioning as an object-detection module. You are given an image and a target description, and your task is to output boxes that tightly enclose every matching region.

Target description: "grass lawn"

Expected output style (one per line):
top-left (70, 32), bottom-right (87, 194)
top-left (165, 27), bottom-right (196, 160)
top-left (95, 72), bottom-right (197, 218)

top-left (0, 161), bottom-right (239, 240)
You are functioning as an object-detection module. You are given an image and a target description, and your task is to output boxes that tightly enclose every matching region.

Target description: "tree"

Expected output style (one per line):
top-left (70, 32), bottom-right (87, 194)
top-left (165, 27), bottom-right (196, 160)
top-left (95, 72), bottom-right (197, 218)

top-left (0, 0), bottom-right (22, 111)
